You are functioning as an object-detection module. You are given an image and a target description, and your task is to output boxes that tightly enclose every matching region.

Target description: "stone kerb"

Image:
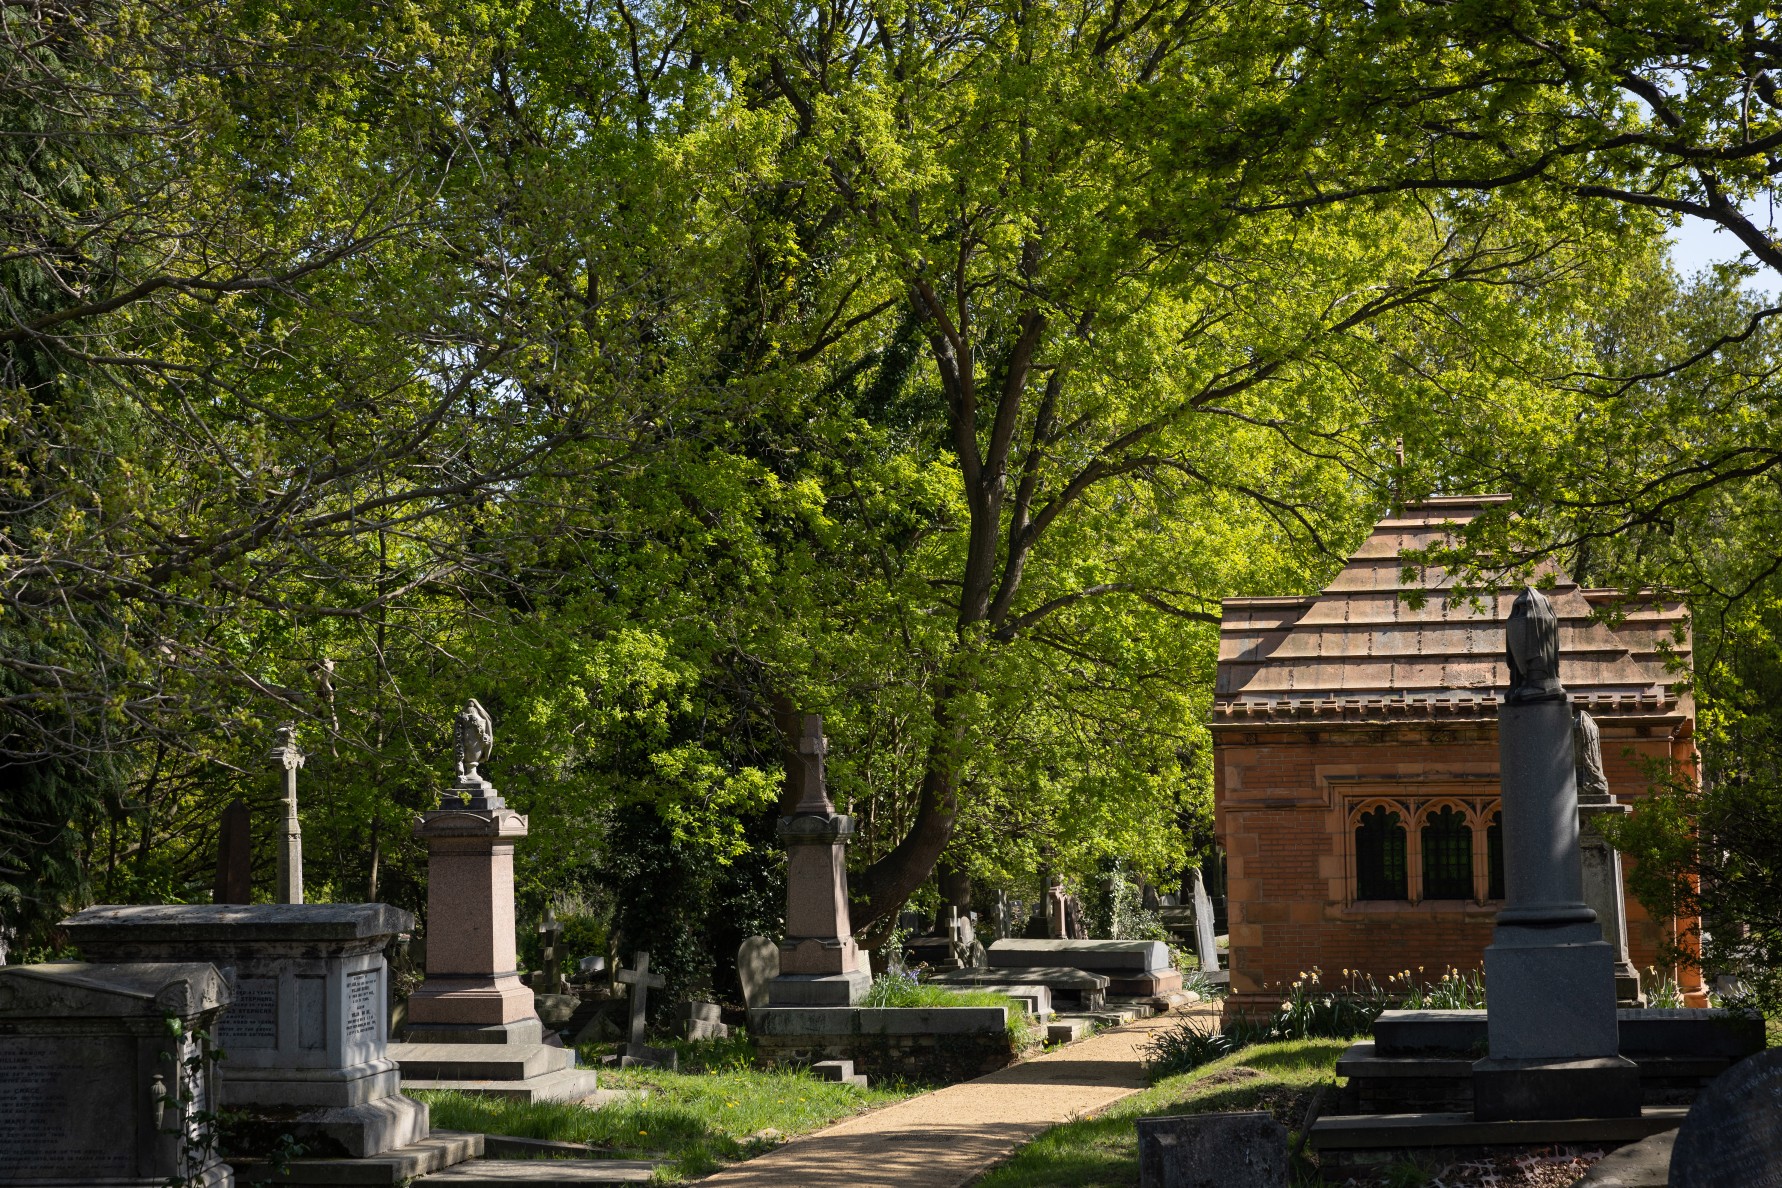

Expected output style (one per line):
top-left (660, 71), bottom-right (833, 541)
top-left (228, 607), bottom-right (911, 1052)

top-left (0, 961), bottom-right (234, 1188)
top-left (63, 903), bottom-right (426, 1159)
top-left (750, 1005), bottom-right (1017, 1083)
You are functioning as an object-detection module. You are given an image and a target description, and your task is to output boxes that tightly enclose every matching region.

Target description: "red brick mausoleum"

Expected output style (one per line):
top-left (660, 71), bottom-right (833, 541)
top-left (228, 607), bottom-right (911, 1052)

top-left (1212, 497), bottom-right (1705, 1022)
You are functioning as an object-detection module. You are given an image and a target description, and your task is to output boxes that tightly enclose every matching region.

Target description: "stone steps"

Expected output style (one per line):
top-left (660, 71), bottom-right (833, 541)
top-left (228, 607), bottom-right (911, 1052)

top-left (417, 1158), bottom-right (663, 1184)
top-left (400, 1067), bottom-right (604, 1103)
top-left (391, 1041), bottom-right (573, 1081)
top-left (231, 1131), bottom-right (485, 1184)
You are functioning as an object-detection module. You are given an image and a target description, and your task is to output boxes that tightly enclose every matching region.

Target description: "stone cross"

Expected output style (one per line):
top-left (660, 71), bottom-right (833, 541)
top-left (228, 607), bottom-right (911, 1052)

top-left (538, 907), bottom-right (563, 994)
top-left (1045, 877), bottom-right (1069, 939)
top-left (214, 797), bottom-right (252, 904)
top-left (616, 951), bottom-right (666, 1050)
top-left (269, 723), bottom-right (305, 904)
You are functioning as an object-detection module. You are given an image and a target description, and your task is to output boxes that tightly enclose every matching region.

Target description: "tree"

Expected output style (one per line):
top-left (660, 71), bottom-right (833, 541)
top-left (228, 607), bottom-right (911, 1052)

top-left (666, 0), bottom-right (1649, 932)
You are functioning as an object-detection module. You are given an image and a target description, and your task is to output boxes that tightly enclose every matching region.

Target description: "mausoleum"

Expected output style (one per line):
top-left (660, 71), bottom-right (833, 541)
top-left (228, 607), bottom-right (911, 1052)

top-left (1212, 497), bottom-right (1704, 1022)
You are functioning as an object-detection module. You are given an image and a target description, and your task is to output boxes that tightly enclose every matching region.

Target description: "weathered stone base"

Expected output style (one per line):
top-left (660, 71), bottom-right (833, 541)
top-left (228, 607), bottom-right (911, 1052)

top-left (1309, 1108), bottom-right (1686, 1179)
top-left (223, 1094), bottom-right (431, 1160)
top-left (229, 1130), bottom-right (483, 1184)
top-left (1472, 1056), bottom-right (1642, 1122)
top-left (389, 1036), bottom-right (599, 1102)
top-left (750, 1005), bottom-right (1019, 1082)
top-left (765, 969), bottom-right (871, 1006)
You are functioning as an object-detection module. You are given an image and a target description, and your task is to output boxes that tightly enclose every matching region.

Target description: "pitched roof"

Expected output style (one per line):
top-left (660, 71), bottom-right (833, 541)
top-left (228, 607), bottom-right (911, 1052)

top-left (1212, 497), bottom-right (1691, 729)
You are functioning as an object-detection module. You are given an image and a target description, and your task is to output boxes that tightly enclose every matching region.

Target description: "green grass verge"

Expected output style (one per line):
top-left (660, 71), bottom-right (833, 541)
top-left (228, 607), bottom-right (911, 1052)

top-left (412, 1036), bottom-right (914, 1182)
top-left (859, 977), bottom-right (1042, 1047)
top-left (971, 1037), bottom-right (1347, 1188)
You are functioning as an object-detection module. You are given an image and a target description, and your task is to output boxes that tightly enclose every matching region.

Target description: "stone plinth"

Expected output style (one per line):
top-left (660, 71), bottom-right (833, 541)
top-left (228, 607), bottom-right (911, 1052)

top-left (391, 802), bottom-right (598, 1102)
top-left (0, 961), bottom-right (233, 1188)
top-left (62, 903), bottom-right (431, 1160)
top-left (1473, 683), bottom-right (1637, 1121)
top-left (765, 714), bottom-right (870, 1008)
top-left (407, 807), bottom-right (536, 1028)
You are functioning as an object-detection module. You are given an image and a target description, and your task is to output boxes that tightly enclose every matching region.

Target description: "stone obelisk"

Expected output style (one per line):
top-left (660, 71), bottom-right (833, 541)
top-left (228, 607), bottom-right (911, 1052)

top-left (767, 712), bottom-right (871, 1006)
top-left (1574, 708), bottom-right (1645, 1007)
top-left (1472, 588), bottom-right (1640, 1121)
top-left (271, 723), bottom-right (305, 904)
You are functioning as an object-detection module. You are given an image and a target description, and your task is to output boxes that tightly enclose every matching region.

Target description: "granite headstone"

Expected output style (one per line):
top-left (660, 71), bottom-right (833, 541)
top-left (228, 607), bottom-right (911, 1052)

top-left (1135, 1111), bottom-right (1288, 1188)
top-left (738, 935), bottom-right (780, 1010)
top-left (1670, 1049), bottom-right (1782, 1188)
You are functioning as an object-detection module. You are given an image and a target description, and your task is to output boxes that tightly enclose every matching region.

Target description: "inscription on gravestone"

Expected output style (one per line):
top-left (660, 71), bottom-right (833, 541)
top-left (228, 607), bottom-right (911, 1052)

top-left (1670, 1049), bottom-right (1782, 1188)
top-left (0, 1036), bottom-right (134, 1177)
top-left (346, 969), bottom-right (380, 1042)
top-left (219, 976), bottom-right (279, 1048)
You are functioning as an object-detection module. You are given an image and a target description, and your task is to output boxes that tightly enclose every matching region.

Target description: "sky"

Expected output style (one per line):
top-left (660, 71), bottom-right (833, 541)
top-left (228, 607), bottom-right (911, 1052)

top-left (1668, 210), bottom-right (1777, 298)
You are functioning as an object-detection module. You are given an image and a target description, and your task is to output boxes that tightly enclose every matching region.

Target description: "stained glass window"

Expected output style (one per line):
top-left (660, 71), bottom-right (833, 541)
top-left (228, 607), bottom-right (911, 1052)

top-left (1355, 806), bottom-right (1408, 900)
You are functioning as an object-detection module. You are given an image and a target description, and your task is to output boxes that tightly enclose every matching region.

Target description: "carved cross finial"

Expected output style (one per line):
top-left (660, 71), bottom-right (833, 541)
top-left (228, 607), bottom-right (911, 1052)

top-left (269, 722), bottom-right (305, 771)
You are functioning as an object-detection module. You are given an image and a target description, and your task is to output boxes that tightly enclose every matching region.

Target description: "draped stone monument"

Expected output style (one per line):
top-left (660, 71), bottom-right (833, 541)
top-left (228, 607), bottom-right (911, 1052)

top-left (1574, 708), bottom-right (1644, 1007)
top-left (766, 712), bottom-right (871, 1006)
top-left (1471, 588), bottom-right (1640, 1121)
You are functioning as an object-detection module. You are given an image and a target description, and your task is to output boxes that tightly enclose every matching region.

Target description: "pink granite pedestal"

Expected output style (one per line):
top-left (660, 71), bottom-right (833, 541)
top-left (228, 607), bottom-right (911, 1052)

top-left (390, 783), bottom-right (600, 1103)
top-left (406, 807), bottom-right (535, 1029)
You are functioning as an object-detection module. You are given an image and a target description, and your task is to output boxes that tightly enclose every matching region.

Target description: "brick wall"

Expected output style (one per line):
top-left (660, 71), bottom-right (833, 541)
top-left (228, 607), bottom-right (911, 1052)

top-left (1216, 719), bottom-right (1704, 1021)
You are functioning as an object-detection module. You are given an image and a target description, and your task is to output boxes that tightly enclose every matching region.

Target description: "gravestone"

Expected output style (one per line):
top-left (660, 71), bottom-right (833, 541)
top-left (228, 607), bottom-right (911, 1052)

top-left (737, 936), bottom-right (779, 1009)
top-left (270, 722), bottom-right (305, 904)
top-left (1135, 1111), bottom-right (1287, 1188)
top-left (1669, 1050), bottom-right (1782, 1188)
top-left (1574, 708), bottom-right (1644, 1007)
top-left (1472, 588), bottom-right (1640, 1122)
top-left (1190, 869), bottom-right (1220, 974)
top-left (767, 713), bottom-right (872, 1006)
top-left (0, 961), bottom-right (233, 1188)
top-left (679, 1000), bottom-right (729, 1041)
top-left (610, 952), bottom-right (676, 1070)
top-left (391, 699), bottom-right (598, 1102)
top-left (1044, 878), bottom-right (1069, 939)
top-left (537, 908), bottom-right (563, 995)
top-left (63, 903), bottom-right (430, 1159)
top-left (214, 798), bottom-right (252, 905)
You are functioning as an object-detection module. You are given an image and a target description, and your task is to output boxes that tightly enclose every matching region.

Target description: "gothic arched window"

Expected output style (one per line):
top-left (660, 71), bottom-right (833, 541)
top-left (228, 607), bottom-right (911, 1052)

top-left (1355, 806), bottom-right (1408, 900)
top-left (1487, 810), bottom-right (1505, 900)
top-left (1421, 806), bottom-right (1473, 899)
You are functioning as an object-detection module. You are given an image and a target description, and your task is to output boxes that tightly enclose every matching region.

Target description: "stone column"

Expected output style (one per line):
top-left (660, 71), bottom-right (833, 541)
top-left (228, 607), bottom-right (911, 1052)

top-left (270, 724), bottom-right (305, 905)
top-left (1473, 588), bottom-right (1639, 1122)
top-left (767, 713), bottom-right (871, 1006)
top-left (1575, 709), bottom-right (1645, 1007)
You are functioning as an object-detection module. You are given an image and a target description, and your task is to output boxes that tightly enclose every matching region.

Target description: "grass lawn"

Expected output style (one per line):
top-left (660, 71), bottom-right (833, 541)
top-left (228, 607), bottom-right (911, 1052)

top-left (412, 1034), bottom-right (915, 1182)
top-left (971, 1037), bottom-right (1348, 1188)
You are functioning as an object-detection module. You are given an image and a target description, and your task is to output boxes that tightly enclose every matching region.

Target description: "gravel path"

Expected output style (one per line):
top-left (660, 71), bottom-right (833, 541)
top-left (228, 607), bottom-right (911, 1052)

top-left (694, 1007), bottom-right (1213, 1187)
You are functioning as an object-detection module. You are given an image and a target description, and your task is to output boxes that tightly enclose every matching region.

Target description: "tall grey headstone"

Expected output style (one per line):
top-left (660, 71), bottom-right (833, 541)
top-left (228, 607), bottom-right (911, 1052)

top-left (269, 723), bottom-right (305, 905)
top-left (1190, 869), bottom-right (1221, 974)
top-left (1136, 1111), bottom-right (1287, 1188)
top-left (0, 961), bottom-right (233, 1188)
top-left (1670, 1050), bottom-right (1782, 1188)
top-left (738, 935), bottom-right (780, 1010)
top-left (1471, 588), bottom-right (1639, 1122)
